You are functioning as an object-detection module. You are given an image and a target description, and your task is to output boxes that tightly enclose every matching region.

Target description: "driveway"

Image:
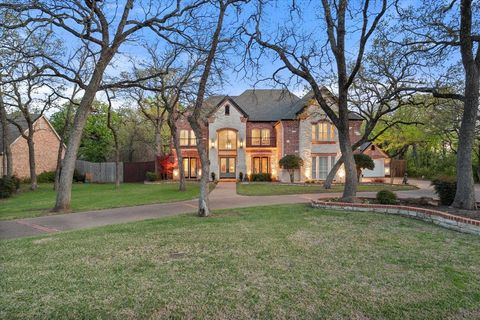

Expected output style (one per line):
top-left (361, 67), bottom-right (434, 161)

top-left (1, 180), bottom-right (477, 240)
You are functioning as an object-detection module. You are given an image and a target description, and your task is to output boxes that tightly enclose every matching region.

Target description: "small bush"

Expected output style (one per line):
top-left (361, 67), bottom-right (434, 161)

top-left (250, 173), bottom-right (272, 182)
top-left (238, 172), bottom-right (244, 182)
top-left (145, 171), bottom-right (158, 182)
top-left (37, 171), bottom-right (56, 183)
top-left (73, 169), bottom-right (86, 183)
top-left (0, 176), bottom-right (19, 198)
top-left (211, 172), bottom-right (216, 182)
top-left (376, 190), bottom-right (397, 204)
top-left (431, 176), bottom-right (456, 206)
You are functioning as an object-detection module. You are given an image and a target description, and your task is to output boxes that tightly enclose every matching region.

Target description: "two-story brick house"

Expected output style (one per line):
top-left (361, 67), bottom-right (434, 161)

top-left (172, 88), bottom-right (389, 182)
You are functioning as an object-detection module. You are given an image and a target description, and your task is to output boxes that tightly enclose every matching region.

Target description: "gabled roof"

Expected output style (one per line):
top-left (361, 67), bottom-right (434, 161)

top-left (205, 89), bottom-right (300, 121)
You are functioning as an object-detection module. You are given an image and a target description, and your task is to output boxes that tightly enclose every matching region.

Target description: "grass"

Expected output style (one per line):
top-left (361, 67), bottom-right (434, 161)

top-left (0, 182), bottom-right (211, 220)
top-left (1, 204), bottom-right (480, 319)
top-left (237, 182), bottom-right (417, 196)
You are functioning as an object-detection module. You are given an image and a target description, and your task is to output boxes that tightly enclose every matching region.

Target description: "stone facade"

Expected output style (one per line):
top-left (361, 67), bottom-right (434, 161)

top-left (1, 116), bottom-right (63, 178)
top-left (207, 100), bottom-right (247, 180)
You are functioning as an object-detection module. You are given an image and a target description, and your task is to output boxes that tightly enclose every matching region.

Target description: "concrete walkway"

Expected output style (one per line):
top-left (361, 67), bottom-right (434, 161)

top-left (1, 180), bottom-right (477, 240)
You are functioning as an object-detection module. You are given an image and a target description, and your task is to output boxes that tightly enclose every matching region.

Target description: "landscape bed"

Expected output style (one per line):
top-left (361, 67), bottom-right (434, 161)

top-left (1, 204), bottom-right (480, 319)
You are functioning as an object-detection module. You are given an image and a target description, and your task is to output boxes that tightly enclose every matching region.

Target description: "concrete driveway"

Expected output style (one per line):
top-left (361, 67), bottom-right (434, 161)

top-left (1, 180), bottom-right (477, 240)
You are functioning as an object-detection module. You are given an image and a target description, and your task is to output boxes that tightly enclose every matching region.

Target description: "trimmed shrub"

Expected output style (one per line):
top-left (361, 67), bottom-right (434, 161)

top-left (37, 171), bottom-right (56, 183)
top-left (431, 176), bottom-right (456, 206)
top-left (238, 172), bottom-right (244, 182)
top-left (145, 171), bottom-right (158, 182)
top-left (354, 154), bottom-right (375, 181)
top-left (73, 169), bottom-right (86, 183)
top-left (0, 176), bottom-right (19, 198)
top-left (376, 190), bottom-right (397, 205)
top-left (250, 173), bottom-right (272, 182)
top-left (211, 172), bottom-right (216, 182)
top-left (279, 154), bottom-right (303, 183)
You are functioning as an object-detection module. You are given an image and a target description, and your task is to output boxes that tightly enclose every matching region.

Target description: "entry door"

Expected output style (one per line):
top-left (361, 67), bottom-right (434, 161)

top-left (220, 157), bottom-right (236, 178)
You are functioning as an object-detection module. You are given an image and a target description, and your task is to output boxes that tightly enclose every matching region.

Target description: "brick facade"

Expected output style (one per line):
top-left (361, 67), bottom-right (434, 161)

top-left (170, 89), bottom-right (389, 182)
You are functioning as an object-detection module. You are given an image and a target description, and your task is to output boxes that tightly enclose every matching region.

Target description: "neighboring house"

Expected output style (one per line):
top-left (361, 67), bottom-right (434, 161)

top-left (356, 142), bottom-right (391, 178)
top-left (0, 115), bottom-right (63, 178)
top-left (172, 88), bottom-right (390, 182)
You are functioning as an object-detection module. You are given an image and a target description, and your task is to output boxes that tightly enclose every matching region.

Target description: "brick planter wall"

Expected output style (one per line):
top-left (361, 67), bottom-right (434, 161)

top-left (311, 200), bottom-right (480, 236)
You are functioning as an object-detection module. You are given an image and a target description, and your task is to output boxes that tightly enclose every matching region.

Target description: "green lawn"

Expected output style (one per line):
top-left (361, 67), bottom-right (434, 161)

top-left (1, 204), bottom-right (479, 319)
top-left (237, 182), bottom-right (417, 196)
top-left (0, 182), bottom-right (210, 220)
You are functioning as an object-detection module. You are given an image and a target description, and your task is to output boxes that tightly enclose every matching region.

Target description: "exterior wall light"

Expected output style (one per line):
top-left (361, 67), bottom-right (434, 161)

top-left (239, 139), bottom-right (244, 148)
top-left (173, 169), bottom-right (179, 177)
top-left (210, 139), bottom-right (216, 149)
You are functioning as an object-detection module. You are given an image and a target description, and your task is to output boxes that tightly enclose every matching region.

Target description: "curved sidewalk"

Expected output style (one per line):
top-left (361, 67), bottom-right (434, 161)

top-left (0, 181), bottom-right (445, 240)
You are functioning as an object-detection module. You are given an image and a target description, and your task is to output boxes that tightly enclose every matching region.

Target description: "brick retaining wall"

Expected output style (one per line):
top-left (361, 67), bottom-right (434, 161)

top-left (311, 200), bottom-right (480, 235)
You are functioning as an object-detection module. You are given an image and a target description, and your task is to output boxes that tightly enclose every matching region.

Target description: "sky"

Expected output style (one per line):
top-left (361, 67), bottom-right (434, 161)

top-left (11, 0), bottom-right (467, 111)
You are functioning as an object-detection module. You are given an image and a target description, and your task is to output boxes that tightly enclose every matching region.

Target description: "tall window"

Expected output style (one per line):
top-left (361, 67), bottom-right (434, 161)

top-left (312, 122), bottom-right (335, 141)
top-left (261, 129), bottom-right (270, 145)
top-left (311, 156), bottom-right (336, 180)
top-left (225, 105), bottom-right (230, 115)
top-left (218, 130), bottom-right (237, 149)
top-left (180, 130), bottom-right (196, 146)
top-left (251, 128), bottom-right (270, 146)
top-left (253, 157), bottom-right (269, 174)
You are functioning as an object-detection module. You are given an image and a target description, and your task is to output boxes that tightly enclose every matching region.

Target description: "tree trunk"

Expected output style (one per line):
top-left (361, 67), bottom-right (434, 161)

top-left (154, 125), bottom-right (161, 177)
top-left (53, 58), bottom-right (110, 212)
top-left (452, 65), bottom-right (478, 209)
top-left (324, 155), bottom-right (344, 189)
top-left (189, 120), bottom-right (210, 216)
top-left (54, 104), bottom-right (72, 191)
top-left (115, 150), bottom-right (121, 188)
top-left (168, 117), bottom-right (186, 192)
top-left (452, 0), bottom-right (479, 210)
top-left (289, 170), bottom-right (294, 183)
top-left (26, 134), bottom-right (37, 190)
top-left (0, 83), bottom-right (13, 177)
top-left (337, 93), bottom-right (358, 201)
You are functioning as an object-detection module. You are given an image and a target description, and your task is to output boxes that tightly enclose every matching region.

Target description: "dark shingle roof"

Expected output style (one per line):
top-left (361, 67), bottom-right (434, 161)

top-left (0, 115), bottom-right (39, 153)
top-left (204, 88), bottom-right (365, 122)
top-left (205, 89), bottom-right (300, 121)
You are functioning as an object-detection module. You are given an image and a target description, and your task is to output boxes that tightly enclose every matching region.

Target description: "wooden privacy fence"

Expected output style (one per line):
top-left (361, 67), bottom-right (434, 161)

top-left (390, 159), bottom-right (406, 177)
top-left (123, 161), bottom-right (155, 183)
top-left (75, 160), bottom-right (123, 183)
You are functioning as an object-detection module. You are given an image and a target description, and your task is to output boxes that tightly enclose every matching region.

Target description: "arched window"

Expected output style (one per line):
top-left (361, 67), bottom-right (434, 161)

top-left (225, 105), bottom-right (230, 115)
top-left (218, 130), bottom-right (237, 149)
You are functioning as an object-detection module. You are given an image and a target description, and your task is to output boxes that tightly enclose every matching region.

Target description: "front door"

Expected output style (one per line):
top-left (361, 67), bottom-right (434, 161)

top-left (220, 157), bottom-right (236, 178)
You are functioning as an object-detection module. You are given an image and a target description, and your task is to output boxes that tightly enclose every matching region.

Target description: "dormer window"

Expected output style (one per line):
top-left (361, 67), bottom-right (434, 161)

top-left (225, 105), bottom-right (230, 115)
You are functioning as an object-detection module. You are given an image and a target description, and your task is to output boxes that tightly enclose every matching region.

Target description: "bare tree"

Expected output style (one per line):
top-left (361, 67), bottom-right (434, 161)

top-left (106, 91), bottom-right (121, 188)
top-left (248, 0), bottom-right (388, 201)
top-left (0, 0), bottom-right (208, 211)
top-left (393, 0), bottom-right (479, 209)
top-left (188, 0), bottom-right (250, 216)
top-left (2, 72), bottom-right (60, 190)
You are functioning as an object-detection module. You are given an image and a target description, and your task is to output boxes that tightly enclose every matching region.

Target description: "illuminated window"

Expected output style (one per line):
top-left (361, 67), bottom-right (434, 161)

top-left (261, 129), bottom-right (270, 145)
top-left (218, 130), bottom-right (237, 150)
top-left (251, 128), bottom-right (270, 145)
top-left (180, 130), bottom-right (196, 146)
top-left (312, 122), bottom-right (335, 141)
top-left (253, 157), bottom-right (269, 174)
